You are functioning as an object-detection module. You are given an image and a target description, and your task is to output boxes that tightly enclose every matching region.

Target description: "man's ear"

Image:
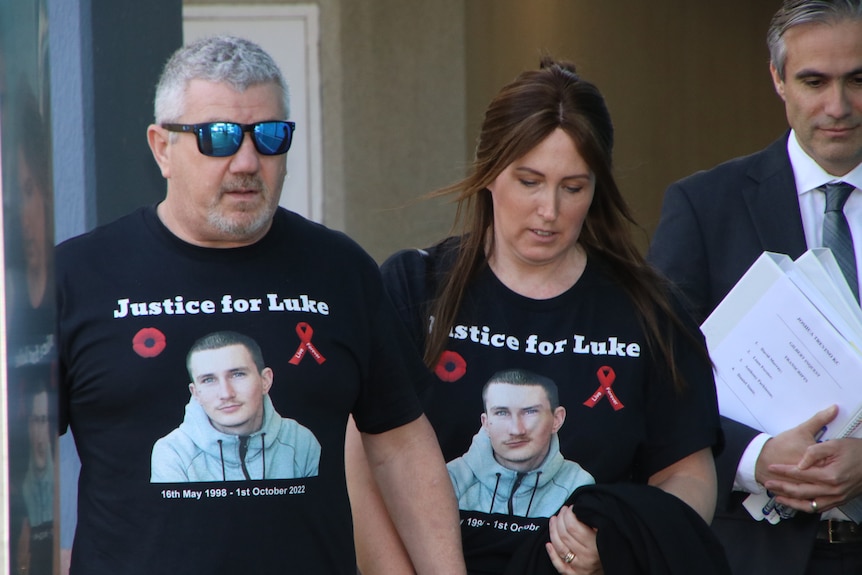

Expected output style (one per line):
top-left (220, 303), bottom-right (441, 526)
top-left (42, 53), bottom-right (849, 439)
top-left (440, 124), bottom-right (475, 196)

top-left (769, 62), bottom-right (786, 101)
top-left (552, 406), bottom-right (566, 433)
top-left (188, 382), bottom-right (197, 398)
top-left (261, 367), bottom-right (274, 394)
top-left (147, 124), bottom-right (172, 179)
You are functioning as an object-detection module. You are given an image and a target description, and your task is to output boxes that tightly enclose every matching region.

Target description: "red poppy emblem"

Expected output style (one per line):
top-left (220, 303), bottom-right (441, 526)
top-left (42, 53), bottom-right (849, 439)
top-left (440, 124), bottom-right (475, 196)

top-left (434, 350), bottom-right (466, 382)
top-left (132, 327), bottom-right (166, 358)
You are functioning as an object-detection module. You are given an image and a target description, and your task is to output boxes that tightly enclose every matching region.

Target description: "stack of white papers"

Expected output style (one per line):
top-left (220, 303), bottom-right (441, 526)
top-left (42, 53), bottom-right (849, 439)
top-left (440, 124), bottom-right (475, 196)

top-left (701, 249), bottom-right (862, 522)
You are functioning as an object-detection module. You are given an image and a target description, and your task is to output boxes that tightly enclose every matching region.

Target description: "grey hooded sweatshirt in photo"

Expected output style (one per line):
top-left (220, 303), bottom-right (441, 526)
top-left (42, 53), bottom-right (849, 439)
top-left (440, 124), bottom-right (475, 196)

top-left (446, 428), bottom-right (595, 517)
top-left (150, 395), bottom-right (321, 482)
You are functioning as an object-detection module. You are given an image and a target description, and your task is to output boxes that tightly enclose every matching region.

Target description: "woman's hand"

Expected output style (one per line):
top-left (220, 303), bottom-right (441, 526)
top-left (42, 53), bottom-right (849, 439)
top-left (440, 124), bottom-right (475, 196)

top-left (544, 505), bottom-right (603, 574)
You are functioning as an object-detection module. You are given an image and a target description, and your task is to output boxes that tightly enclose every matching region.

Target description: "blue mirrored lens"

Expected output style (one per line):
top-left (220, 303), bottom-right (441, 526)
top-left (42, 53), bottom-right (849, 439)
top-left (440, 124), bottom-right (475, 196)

top-left (253, 122), bottom-right (293, 155)
top-left (199, 122), bottom-right (243, 157)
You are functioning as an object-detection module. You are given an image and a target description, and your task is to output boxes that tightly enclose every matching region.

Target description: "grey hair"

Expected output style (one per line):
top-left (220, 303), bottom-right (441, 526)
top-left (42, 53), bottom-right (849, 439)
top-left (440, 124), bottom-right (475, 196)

top-left (768, 0), bottom-right (862, 80)
top-left (154, 35), bottom-right (289, 123)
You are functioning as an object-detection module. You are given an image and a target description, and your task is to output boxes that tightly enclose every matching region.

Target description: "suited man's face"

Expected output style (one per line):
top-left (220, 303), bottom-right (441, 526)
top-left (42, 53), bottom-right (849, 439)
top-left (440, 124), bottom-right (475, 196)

top-left (770, 19), bottom-right (862, 176)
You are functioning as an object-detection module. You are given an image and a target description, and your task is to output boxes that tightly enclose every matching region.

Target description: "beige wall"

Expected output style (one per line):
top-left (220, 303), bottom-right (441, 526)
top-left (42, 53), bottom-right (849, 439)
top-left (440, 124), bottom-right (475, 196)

top-left (337, 1), bottom-right (466, 260)
top-left (186, 0), bottom-right (789, 258)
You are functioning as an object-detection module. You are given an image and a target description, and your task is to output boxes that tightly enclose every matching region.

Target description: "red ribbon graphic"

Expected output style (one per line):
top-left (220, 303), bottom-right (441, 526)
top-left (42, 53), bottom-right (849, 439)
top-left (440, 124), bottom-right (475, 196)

top-left (289, 322), bottom-right (326, 365)
top-left (583, 366), bottom-right (624, 411)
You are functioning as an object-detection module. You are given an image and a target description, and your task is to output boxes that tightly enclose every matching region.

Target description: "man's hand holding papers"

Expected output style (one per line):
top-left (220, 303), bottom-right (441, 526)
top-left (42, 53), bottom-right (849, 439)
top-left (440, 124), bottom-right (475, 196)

top-left (702, 249), bottom-right (862, 524)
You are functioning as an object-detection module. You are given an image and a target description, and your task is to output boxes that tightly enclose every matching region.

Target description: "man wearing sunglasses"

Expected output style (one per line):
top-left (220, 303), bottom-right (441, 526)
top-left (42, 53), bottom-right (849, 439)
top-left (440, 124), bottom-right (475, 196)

top-left (56, 35), bottom-right (465, 575)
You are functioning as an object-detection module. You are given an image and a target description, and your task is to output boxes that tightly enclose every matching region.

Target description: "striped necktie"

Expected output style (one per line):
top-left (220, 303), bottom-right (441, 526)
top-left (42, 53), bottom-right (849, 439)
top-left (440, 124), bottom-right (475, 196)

top-left (822, 182), bottom-right (858, 302)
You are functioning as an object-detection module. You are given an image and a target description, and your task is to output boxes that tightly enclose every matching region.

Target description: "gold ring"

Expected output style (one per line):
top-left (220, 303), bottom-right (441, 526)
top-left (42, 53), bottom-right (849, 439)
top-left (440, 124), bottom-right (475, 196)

top-left (810, 499), bottom-right (818, 512)
top-left (563, 551), bottom-right (575, 564)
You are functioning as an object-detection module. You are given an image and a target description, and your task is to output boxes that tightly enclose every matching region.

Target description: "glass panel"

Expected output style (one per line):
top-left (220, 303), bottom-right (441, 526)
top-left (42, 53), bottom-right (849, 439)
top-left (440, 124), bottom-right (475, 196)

top-left (1, 0), bottom-right (59, 573)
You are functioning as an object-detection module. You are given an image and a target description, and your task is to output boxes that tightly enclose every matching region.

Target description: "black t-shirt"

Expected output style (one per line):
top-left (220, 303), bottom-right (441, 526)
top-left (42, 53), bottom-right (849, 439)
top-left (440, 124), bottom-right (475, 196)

top-left (381, 238), bottom-right (722, 574)
top-left (56, 206), bottom-right (425, 575)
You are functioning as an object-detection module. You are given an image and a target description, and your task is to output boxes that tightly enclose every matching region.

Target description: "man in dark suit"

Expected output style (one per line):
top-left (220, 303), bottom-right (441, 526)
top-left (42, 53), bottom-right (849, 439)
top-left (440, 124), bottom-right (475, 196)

top-left (650, 1), bottom-right (862, 573)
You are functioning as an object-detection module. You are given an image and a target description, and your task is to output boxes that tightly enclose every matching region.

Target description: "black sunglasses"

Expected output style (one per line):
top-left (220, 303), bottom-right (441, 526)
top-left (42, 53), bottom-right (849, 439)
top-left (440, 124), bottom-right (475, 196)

top-left (161, 121), bottom-right (296, 157)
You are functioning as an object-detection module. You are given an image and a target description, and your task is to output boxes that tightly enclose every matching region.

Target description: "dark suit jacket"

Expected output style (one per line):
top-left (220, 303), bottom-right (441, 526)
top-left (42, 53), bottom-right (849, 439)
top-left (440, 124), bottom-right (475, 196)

top-left (649, 132), bottom-right (821, 575)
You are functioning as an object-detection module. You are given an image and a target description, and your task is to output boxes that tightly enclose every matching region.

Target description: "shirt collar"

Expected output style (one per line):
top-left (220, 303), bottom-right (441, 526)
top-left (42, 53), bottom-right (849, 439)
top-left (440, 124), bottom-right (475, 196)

top-left (787, 129), bottom-right (862, 195)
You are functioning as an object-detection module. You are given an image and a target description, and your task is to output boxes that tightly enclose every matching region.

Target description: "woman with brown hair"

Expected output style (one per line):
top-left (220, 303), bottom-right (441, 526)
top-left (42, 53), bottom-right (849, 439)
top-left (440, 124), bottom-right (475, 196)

top-left (348, 58), bottom-right (723, 574)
